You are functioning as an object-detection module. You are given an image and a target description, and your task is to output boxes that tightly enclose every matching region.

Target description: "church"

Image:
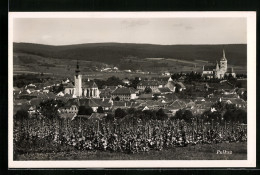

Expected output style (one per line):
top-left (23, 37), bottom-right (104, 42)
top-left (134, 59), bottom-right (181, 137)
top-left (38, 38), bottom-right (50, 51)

top-left (64, 62), bottom-right (100, 98)
top-left (202, 50), bottom-right (236, 79)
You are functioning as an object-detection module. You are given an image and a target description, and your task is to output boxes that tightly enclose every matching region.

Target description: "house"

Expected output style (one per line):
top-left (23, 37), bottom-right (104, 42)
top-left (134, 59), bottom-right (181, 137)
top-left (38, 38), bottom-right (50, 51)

top-left (64, 62), bottom-right (99, 98)
top-left (158, 87), bottom-right (172, 94)
top-left (122, 78), bottom-right (130, 85)
top-left (59, 99), bottom-right (80, 114)
top-left (13, 87), bottom-right (21, 96)
top-left (62, 78), bottom-right (70, 84)
top-left (175, 82), bottom-right (186, 91)
top-left (189, 99), bottom-right (213, 115)
top-left (178, 76), bottom-right (186, 81)
top-left (88, 113), bottom-right (106, 121)
top-left (143, 100), bottom-right (165, 110)
top-left (142, 106), bottom-right (150, 111)
top-left (165, 77), bottom-right (186, 92)
top-left (79, 98), bottom-right (113, 112)
top-left (195, 97), bottom-right (206, 102)
top-left (225, 67), bottom-right (236, 78)
top-left (28, 106), bottom-right (37, 115)
top-left (162, 71), bottom-right (171, 76)
top-left (59, 113), bottom-right (77, 120)
top-left (164, 81), bottom-right (176, 92)
top-left (202, 50), bottom-right (236, 79)
top-left (25, 83), bottom-right (37, 92)
top-left (112, 101), bottom-right (134, 109)
top-left (57, 91), bottom-right (65, 97)
top-left (138, 93), bottom-right (153, 100)
top-left (225, 99), bottom-right (247, 110)
top-left (166, 100), bottom-right (187, 115)
top-left (111, 87), bottom-right (137, 101)
top-left (236, 88), bottom-right (246, 96)
top-left (137, 80), bottom-right (164, 92)
top-left (222, 94), bottom-right (240, 100)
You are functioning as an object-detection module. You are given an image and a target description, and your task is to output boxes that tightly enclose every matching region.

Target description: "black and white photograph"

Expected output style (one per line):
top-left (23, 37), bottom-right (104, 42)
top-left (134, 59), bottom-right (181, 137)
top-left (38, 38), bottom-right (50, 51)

top-left (8, 12), bottom-right (256, 168)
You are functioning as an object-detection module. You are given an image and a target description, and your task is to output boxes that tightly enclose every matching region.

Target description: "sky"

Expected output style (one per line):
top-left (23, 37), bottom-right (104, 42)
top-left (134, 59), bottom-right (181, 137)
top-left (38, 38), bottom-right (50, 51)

top-left (13, 18), bottom-right (247, 45)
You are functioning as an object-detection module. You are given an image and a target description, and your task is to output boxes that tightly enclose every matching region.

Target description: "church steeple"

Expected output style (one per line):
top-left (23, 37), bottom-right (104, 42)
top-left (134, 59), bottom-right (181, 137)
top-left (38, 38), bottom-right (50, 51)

top-left (74, 60), bottom-right (82, 97)
top-left (221, 49), bottom-right (227, 61)
top-left (220, 49), bottom-right (227, 73)
top-left (75, 60), bottom-right (81, 76)
top-left (215, 60), bottom-right (219, 70)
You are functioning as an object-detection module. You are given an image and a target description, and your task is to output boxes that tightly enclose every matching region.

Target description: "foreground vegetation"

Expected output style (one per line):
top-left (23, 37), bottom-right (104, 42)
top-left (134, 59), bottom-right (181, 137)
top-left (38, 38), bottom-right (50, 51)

top-left (14, 101), bottom-right (247, 160)
top-left (15, 142), bottom-right (246, 160)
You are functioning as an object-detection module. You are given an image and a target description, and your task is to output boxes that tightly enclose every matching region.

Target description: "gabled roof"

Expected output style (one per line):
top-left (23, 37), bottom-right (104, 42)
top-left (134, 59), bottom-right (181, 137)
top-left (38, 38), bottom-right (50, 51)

top-left (137, 81), bottom-right (160, 86)
top-left (104, 86), bottom-right (118, 91)
top-left (165, 81), bottom-right (175, 89)
top-left (158, 87), bottom-right (172, 93)
top-left (60, 113), bottom-right (76, 120)
top-left (89, 113), bottom-right (106, 121)
top-left (64, 82), bottom-right (74, 88)
top-left (30, 98), bottom-right (42, 106)
top-left (203, 65), bottom-right (216, 71)
top-left (139, 93), bottom-right (153, 99)
top-left (227, 98), bottom-right (246, 105)
top-left (226, 67), bottom-right (234, 73)
top-left (163, 94), bottom-right (179, 101)
top-left (112, 87), bottom-right (132, 95)
top-left (236, 88), bottom-right (246, 95)
top-left (113, 101), bottom-right (132, 107)
top-left (43, 81), bottom-right (54, 87)
top-left (168, 100), bottom-right (186, 109)
top-left (78, 98), bottom-right (112, 108)
top-left (13, 87), bottom-right (21, 92)
top-left (83, 80), bottom-right (98, 88)
top-left (176, 82), bottom-right (186, 89)
top-left (64, 99), bottom-right (80, 107)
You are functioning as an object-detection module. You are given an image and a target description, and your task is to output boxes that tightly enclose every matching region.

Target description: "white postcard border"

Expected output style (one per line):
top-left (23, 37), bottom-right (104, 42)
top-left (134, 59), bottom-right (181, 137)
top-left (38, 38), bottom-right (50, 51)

top-left (8, 12), bottom-right (256, 168)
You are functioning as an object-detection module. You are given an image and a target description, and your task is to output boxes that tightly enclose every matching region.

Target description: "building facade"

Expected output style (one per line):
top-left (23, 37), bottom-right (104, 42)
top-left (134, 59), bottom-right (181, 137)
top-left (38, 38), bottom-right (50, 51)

top-left (202, 50), bottom-right (236, 79)
top-left (64, 62), bottom-right (100, 98)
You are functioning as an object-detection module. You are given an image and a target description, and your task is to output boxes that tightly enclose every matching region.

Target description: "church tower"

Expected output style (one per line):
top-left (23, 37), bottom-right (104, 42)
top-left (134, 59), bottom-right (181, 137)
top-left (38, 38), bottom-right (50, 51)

top-left (220, 49), bottom-right (227, 73)
top-left (74, 61), bottom-right (82, 97)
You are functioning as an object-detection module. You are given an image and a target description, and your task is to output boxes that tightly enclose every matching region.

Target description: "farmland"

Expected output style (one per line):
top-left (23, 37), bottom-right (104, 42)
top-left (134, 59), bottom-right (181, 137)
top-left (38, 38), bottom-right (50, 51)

top-left (13, 42), bottom-right (247, 78)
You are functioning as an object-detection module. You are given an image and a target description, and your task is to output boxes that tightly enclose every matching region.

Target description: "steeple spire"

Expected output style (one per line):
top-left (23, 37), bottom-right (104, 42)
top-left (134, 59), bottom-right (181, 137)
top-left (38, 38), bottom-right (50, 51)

top-left (76, 60), bottom-right (79, 70)
top-left (222, 49), bottom-right (227, 61)
top-left (75, 60), bottom-right (80, 76)
top-left (216, 60), bottom-right (219, 70)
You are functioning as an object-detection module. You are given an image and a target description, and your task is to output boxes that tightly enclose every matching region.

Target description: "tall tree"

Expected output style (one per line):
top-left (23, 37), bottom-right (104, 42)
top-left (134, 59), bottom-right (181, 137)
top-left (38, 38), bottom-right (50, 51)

top-left (115, 108), bottom-right (127, 119)
top-left (15, 109), bottom-right (29, 121)
top-left (39, 99), bottom-right (64, 119)
top-left (97, 106), bottom-right (104, 113)
top-left (144, 87), bottom-right (152, 94)
top-left (156, 108), bottom-right (168, 121)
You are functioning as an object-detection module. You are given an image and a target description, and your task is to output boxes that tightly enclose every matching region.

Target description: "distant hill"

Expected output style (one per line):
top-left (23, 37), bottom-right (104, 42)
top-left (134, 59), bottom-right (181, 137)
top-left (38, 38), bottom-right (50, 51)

top-left (13, 42), bottom-right (247, 66)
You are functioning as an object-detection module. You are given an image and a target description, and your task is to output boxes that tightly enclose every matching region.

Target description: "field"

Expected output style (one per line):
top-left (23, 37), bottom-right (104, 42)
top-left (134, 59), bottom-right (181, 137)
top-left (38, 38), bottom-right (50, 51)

top-left (13, 42), bottom-right (247, 77)
top-left (15, 142), bottom-right (246, 160)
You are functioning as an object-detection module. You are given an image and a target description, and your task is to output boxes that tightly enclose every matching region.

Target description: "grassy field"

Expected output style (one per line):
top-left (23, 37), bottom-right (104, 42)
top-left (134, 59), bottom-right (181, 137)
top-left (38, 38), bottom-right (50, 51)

top-left (15, 142), bottom-right (246, 160)
top-left (13, 42), bottom-right (247, 76)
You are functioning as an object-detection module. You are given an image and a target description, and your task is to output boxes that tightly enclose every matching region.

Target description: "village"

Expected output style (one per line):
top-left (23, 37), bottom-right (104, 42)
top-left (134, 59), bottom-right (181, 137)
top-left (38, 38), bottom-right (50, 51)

top-left (12, 47), bottom-right (248, 160)
top-left (13, 50), bottom-right (247, 123)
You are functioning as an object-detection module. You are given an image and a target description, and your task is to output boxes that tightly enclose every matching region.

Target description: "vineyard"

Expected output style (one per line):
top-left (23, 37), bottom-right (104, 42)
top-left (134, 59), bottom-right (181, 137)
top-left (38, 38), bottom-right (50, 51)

top-left (13, 115), bottom-right (247, 159)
